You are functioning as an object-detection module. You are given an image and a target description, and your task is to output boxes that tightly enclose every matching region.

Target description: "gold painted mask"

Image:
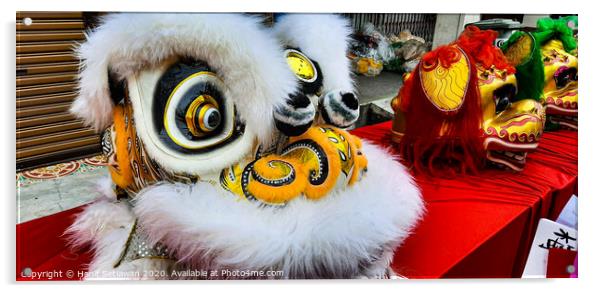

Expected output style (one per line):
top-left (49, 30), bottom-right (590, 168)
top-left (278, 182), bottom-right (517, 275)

top-left (478, 64), bottom-right (545, 171)
top-left (541, 39), bottom-right (578, 130)
top-left (392, 26), bottom-right (545, 172)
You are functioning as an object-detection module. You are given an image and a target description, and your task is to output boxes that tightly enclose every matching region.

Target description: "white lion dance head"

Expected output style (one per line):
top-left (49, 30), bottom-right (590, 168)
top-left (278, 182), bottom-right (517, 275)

top-left (67, 13), bottom-right (423, 279)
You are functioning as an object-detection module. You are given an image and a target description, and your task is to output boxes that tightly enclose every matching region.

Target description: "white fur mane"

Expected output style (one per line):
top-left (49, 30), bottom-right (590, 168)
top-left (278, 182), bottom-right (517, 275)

top-left (133, 142), bottom-right (424, 278)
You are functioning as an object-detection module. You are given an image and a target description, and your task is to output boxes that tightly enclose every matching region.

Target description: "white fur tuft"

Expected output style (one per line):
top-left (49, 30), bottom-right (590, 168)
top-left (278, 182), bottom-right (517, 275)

top-left (65, 186), bottom-right (128, 248)
top-left (65, 194), bottom-right (177, 280)
top-left (94, 175), bottom-right (116, 200)
top-left (322, 91), bottom-right (360, 127)
top-left (133, 141), bottom-right (424, 278)
top-left (64, 196), bottom-right (133, 265)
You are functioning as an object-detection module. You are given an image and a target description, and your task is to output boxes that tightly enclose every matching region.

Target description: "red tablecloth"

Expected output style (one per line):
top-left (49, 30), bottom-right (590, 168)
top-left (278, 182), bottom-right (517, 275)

top-left (350, 121), bottom-right (577, 278)
top-left (16, 206), bottom-right (91, 281)
top-left (16, 121), bottom-right (577, 280)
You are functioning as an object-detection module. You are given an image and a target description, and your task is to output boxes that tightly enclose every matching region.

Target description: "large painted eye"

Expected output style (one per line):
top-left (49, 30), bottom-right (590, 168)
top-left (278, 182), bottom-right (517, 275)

top-left (185, 95), bottom-right (222, 136)
top-left (284, 48), bottom-right (323, 96)
top-left (554, 66), bottom-right (577, 89)
top-left (152, 59), bottom-right (243, 153)
top-left (492, 84), bottom-right (517, 114)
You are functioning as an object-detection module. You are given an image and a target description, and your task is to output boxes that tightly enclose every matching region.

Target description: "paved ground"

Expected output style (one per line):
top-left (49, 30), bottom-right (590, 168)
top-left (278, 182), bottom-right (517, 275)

top-left (16, 156), bottom-right (108, 223)
top-left (16, 72), bottom-right (404, 222)
top-left (355, 71), bottom-right (403, 106)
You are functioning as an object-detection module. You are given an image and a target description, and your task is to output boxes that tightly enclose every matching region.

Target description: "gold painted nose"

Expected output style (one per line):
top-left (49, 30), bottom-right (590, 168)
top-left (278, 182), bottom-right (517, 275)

top-left (510, 99), bottom-right (542, 115)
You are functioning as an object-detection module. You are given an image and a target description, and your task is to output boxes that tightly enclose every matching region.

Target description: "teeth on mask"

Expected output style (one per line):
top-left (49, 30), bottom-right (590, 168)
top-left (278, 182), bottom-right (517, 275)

top-left (504, 151), bottom-right (514, 157)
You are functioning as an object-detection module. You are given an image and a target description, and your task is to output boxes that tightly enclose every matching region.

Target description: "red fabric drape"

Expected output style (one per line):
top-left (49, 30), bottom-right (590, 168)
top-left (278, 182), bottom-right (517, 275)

top-left (350, 121), bottom-right (577, 278)
top-left (16, 206), bottom-right (91, 281)
top-left (15, 121), bottom-right (577, 280)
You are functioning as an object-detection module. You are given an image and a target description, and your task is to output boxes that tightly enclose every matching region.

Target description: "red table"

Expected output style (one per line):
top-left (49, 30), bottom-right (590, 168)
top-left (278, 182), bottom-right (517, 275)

top-left (350, 121), bottom-right (578, 278)
top-left (16, 121), bottom-right (577, 280)
top-left (16, 206), bottom-right (91, 281)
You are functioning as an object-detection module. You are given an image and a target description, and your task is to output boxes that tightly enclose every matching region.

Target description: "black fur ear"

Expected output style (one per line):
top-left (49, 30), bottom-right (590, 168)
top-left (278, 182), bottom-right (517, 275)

top-left (108, 71), bottom-right (126, 105)
top-left (320, 91), bottom-right (360, 128)
top-left (274, 92), bottom-right (316, 136)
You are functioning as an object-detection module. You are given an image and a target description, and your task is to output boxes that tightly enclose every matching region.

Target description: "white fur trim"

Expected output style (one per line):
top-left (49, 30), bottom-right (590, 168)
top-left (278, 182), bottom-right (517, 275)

top-left (273, 100), bottom-right (316, 126)
top-left (274, 14), bottom-right (355, 94)
top-left (72, 13), bottom-right (298, 146)
top-left (133, 141), bottom-right (424, 278)
top-left (65, 195), bottom-right (175, 280)
top-left (65, 198), bottom-right (132, 250)
top-left (95, 175), bottom-right (116, 200)
top-left (322, 90), bottom-right (360, 127)
top-left (65, 196), bottom-right (134, 274)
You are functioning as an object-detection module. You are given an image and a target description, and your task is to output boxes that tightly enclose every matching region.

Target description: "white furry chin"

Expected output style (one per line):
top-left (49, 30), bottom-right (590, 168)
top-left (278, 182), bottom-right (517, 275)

top-left (133, 142), bottom-right (424, 279)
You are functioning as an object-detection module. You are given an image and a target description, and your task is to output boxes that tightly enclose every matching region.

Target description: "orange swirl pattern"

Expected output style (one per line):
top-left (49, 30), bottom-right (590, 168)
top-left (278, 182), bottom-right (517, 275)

top-left (220, 126), bottom-right (368, 206)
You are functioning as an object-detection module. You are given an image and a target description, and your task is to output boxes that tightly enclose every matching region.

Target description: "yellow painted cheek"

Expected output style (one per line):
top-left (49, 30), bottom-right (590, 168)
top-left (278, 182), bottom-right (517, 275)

top-left (479, 75), bottom-right (517, 124)
top-left (484, 99), bottom-right (544, 143)
top-left (219, 165), bottom-right (245, 198)
top-left (109, 105), bottom-right (134, 189)
top-left (543, 65), bottom-right (558, 90)
top-left (479, 84), bottom-right (496, 119)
